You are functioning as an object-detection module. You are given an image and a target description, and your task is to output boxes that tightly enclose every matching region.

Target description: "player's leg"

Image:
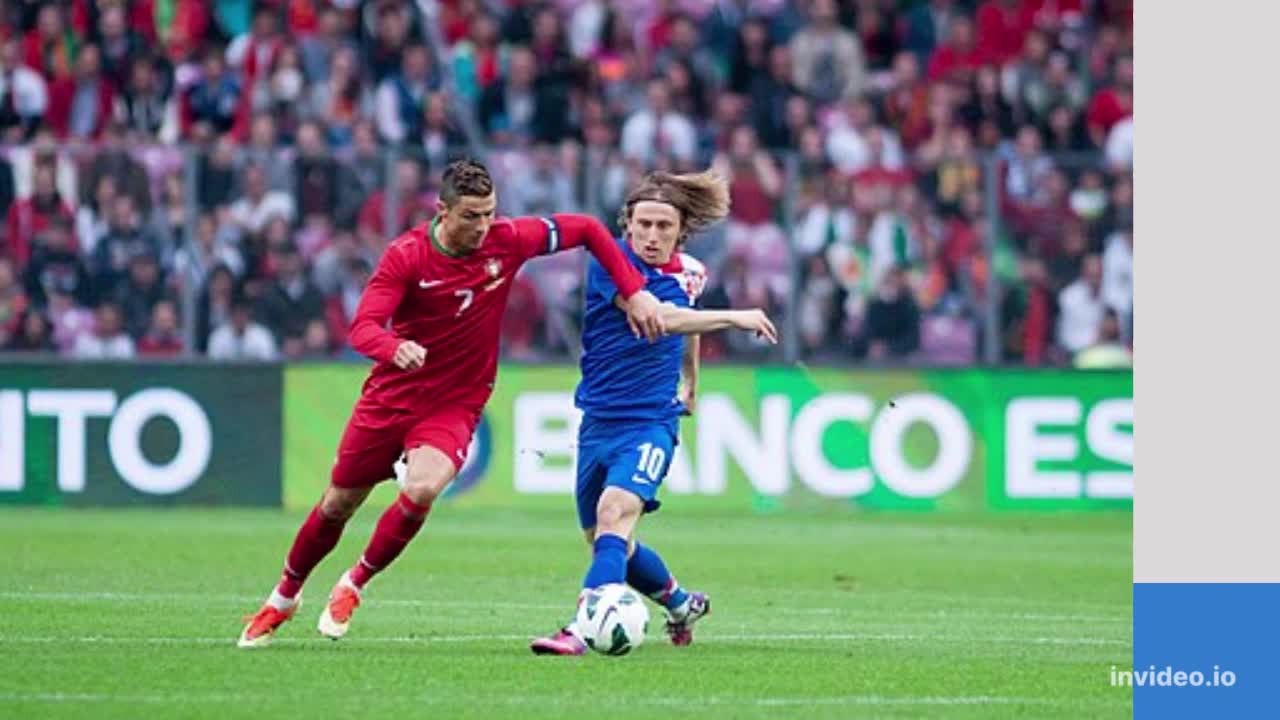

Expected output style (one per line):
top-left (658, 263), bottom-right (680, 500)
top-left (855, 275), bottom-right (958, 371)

top-left (530, 433), bottom-right (607, 656)
top-left (626, 540), bottom-right (710, 646)
top-left (582, 486), bottom-right (644, 587)
top-left (319, 406), bottom-right (477, 639)
top-left (239, 417), bottom-right (393, 648)
top-left (600, 424), bottom-right (710, 645)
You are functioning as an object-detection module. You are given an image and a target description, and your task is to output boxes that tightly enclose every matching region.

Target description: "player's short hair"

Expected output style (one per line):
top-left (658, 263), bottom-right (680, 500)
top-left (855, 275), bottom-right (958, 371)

top-left (440, 158), bottom-right (494, 206)
top-left (619, 171), bottom-right (730, 244)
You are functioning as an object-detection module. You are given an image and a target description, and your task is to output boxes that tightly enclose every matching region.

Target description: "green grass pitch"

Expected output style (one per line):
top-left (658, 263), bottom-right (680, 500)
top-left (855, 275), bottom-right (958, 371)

top-left (0, 504), bottom-right (1132, 718)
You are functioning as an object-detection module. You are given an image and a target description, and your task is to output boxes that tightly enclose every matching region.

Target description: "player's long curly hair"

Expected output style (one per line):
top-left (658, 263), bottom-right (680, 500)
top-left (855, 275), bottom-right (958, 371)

top-left (618, 171), bottom-right (731, 246)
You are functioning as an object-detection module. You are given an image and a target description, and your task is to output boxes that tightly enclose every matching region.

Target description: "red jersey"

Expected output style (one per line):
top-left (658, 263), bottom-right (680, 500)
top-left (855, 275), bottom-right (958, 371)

top-left (348, 213), bottom-right (645, 414)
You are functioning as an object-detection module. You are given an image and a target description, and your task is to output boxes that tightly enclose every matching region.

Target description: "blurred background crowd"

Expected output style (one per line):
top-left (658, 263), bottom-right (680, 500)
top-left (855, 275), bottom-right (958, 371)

top-left (0, 0), bottom-right (1132, 367)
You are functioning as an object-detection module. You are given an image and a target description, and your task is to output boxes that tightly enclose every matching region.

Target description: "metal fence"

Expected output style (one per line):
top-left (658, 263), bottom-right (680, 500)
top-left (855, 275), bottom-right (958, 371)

top-left (0, 140), bottom-right (1129, 368)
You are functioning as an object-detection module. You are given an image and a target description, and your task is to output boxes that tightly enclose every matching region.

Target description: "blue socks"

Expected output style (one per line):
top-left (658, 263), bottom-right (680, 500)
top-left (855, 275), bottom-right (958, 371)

top-left (625, 542), bottom-right (689, 611)
top-left (582, 534), bottom-right (629, 589)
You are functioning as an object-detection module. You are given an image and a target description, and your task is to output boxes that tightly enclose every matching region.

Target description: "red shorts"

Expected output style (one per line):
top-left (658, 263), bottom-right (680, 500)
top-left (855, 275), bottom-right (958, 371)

top-left (330, 396), bottom-right (484, 489)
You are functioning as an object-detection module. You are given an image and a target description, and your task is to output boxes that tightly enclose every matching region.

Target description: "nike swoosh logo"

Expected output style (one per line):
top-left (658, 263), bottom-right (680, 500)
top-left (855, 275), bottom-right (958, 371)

top-left (419, 279), bottom-right (443, 289)
top-left (483, 277), bottom-right (506, 292)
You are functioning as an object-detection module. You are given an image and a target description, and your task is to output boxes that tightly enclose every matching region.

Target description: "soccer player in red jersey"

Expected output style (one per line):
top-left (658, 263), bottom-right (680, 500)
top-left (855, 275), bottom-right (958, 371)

top-left (239, 159), bottom-right (665, 647)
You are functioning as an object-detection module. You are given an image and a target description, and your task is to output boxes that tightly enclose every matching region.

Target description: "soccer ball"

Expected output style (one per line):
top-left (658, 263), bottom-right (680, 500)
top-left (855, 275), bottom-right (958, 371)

top-left (577, 583), bottom-right (649, 656)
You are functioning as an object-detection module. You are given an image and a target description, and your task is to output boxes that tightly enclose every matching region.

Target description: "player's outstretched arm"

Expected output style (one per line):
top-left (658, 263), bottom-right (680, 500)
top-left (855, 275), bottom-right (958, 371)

top-left (613, 298), bottom-right (778, 344)
top-left (348, 246), bottom-right (425, 369)
top-left (679, 334), bottom-right (701, 415)
top-left (540, 214), bottom-right (666, 341)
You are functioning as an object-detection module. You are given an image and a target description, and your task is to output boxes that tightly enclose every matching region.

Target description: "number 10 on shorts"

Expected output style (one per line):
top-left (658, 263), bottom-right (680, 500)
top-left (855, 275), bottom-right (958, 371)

top-left (636, 442), bottom-right (666, 482)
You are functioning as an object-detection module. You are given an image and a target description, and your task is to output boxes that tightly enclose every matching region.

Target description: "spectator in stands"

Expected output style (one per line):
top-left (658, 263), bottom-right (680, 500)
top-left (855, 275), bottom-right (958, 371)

top-left (506, 145), bottom-right (576, 217)
top-left (1105, 116), bottom-right (1134, 171)
top-left (1003, 124), bottom-right (1054, 203)
top-left (864, 266), bottom-right (921, 360)
top-left (306, 45), bottom-right (373, 148)
top-left (48, 43), bottom-right (115, 141)
top-left (82, 122), bottom-right (152, 215)
top-left (297, 317), bottom-right (334, 360)
top-left (0, 0), bottom-right (1132, 367)
top-left (300, 5), bottom-right (356, 84)
top-left (114, 56), bottom-right (172, 142)
top-left (477, 45), bottom-right (544, 147)
top-left (184, 48), bottom-right (241, 140)
top-left (1002, 256), bottom-right (1053, 365)
top-left (92, 194), bottom-right (161, 297)
top-left (208, 296), bottom-right (278, 361)
top-left (1102, 227), bottom-right (1133, 328)
top-left (789, 0), bottom-right (866, 105)
top-left (323, 255), bottom-right (371, 351)
top-left (366, 1), bottom-right (418, 83)
top-left (5, 308), bottom-right (55, 352)
top-left (24, 4), bottom-right (75, 81)
top-left (6, 160), bottom-right (75, 268)
top-left (420, 91), bottom-right (468, 169)
top-left (97, 5), bottom-right (144, 88)
top-left (715, 124), bottom-right (787, 292)
top-left (245, 113), bottom-right (292, 192)
top-left (0, 37), bottom-right (48, 140)
top-left (375, 44), bottom-right (439, 144)
top-left (356, 157), bottom-right (429, 251)
top-left (1056, 252), bottom-right (1108, 355)
top-left (113, 253), bottom-right (169, 340)
top-left (172, 214), bottom-right (245, 295)
top-left (294, 121), bottom-right (340, 223)
top-left (255, 242), bottom-right (325, 348)
top-left (0, 256), bottom-right (28, 347)
top-left (902, 0), bottom-right (957, 68)
top-left (621, 78), bottom-right (697, 169)
top-left (797, 254), bottom-right (839, 356)
top-left (1087, 55), bottom-right (1133, 147)
top-left (1074, 308), bottom-right (1132, 369)
top-left (500, 269), bottom-right (545, 360)
top-left (137, 299), bottom-right (184, 356)
top-left (195, 265), bottom-right (237, 354)
top-left (927, 14), bottom-right (983, 84)
top-left (228, 164), bottom-right (296, 238)
top-left (72, 301), bottom-right (136, 359)
top-left (23, 218), bottom-right (91, 313)
top-left (334, 121), bottom-right (384, 230)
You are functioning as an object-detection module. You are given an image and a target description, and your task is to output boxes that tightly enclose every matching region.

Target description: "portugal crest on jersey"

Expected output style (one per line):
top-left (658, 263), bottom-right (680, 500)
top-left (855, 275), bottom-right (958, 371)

top-left (485, 258), bottom-right (503, 278)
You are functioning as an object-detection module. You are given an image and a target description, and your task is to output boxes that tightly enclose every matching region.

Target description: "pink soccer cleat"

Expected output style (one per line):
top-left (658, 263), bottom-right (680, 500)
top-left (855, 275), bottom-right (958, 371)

top-left (665, 592), bottom-right (710, 646)
top-left (530, 627), bottom-right (587, 656)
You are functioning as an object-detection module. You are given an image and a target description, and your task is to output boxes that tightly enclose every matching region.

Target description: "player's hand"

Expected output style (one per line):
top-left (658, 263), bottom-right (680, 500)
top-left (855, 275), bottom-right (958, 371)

top-left (393, 340), bottom-right (427, 370)
top-left (678, 382), bottom-right (697, 415)
top-left (733, 309), bottom-right (778, 344)
top-left (625, 290), bottom-right (666, 342)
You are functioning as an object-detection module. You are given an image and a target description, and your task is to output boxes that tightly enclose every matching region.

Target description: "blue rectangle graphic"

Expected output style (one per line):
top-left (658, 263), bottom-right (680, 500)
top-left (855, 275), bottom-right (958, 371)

top-left (1133, 583), bottom-right (1280, 718)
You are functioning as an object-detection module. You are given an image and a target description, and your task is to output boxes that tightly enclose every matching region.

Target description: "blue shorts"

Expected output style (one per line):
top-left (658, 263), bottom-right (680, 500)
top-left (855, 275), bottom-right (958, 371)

top-left (575, 415), bottom-right (678, 530)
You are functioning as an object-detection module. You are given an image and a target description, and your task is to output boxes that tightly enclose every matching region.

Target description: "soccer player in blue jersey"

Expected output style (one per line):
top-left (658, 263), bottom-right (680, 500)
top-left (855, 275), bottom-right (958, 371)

top-left (531, 171), bottom-right (777, 655)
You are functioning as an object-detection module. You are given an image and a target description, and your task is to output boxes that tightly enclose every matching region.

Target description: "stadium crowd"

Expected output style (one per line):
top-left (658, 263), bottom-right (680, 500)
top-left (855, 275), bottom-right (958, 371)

top-left (0, 0), bottom-right (1132, 367)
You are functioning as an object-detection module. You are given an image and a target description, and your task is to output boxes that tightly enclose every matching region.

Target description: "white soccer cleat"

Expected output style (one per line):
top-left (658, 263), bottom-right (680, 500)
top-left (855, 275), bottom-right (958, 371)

top-left (317, 577), bottom-right (362, 640)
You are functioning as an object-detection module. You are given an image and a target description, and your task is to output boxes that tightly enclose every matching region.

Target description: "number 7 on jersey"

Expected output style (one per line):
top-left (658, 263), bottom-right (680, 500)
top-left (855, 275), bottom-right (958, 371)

top-left (453, 289), bottom-right (474, 316)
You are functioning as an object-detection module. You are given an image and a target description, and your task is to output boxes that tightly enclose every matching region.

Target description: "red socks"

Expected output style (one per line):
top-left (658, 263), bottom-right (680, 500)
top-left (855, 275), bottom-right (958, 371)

top-left (349, 493), bottom-right (432, 589)
top-left (277, 505), bottom-right (348, 599)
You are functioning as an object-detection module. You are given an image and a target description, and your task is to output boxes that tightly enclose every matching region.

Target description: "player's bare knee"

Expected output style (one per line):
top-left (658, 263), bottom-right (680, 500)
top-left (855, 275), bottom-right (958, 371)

top-left (402, 447), bottom-right (456, 506)
top-left (401, 472), bottom-right (445, 506)
top-left (595, 500), bottom-right (637, 537)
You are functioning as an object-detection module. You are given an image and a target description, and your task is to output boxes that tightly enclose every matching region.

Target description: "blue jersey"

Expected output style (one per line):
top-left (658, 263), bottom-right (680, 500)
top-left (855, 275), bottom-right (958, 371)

top-left (574, 239), bottom-right (707, 422)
